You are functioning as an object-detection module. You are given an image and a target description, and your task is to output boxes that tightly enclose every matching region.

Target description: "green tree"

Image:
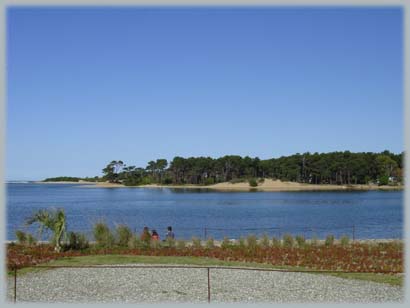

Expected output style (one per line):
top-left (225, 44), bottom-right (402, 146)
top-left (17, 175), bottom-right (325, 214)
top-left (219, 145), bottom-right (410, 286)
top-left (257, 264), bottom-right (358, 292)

top-left (26, 208), bottom-right (67, 252)
top-left (102, 160), bottom-right (124, 183)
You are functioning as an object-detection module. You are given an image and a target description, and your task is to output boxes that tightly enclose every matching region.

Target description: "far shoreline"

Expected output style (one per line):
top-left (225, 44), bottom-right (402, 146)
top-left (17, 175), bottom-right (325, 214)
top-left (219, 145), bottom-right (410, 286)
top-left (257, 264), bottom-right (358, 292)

top-left (33, 179), bottom-right (404, 192)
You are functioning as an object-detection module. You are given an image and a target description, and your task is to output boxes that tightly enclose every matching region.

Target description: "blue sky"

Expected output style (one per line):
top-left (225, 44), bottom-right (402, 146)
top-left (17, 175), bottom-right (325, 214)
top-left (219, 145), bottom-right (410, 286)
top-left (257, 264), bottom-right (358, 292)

top-left (6, 7), bottom-right (403, 180)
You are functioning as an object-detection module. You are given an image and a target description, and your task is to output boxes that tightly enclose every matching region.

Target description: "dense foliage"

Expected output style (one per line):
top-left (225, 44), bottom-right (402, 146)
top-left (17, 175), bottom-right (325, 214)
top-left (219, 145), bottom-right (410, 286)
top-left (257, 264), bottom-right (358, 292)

top-left (44, 177), bottom-right (81, 182)
top-left (101, 151), bottom-right (403, 186)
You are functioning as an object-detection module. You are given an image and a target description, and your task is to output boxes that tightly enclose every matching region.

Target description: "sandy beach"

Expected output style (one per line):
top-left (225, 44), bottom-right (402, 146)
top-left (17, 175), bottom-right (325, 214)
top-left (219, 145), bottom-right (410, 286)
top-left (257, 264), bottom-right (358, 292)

top-left (59, 179), bottom-right (404, 191)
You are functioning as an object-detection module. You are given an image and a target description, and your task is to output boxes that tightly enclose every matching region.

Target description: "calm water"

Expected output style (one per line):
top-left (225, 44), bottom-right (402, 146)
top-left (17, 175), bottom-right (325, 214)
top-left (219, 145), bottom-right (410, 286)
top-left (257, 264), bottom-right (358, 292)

top-left (6, 183), bottom-right (403, 240)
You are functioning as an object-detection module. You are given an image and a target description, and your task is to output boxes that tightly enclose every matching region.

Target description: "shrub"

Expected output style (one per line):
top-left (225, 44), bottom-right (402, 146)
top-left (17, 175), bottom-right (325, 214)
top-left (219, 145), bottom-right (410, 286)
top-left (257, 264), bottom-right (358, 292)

top-left (248, 178), bottom-right (258, 187)
top-left (340, 235), bottom-right (350, 246)
top-left (271, 236), bottom-right (280, 247)
top-left (260, 234), bottom-right (270, 248)
top-left (325, 235), bottom-right (335, 247)
top-left (15, 230), bottom-right (27, 245)
top-left (66, 232), bottom-right (89, 250)
top-left (176, 239), bottom-right (186, 249)
top-left (116, 225), bottom-right (133, 247)
top-left (192, 237), bottom-right (202, 249)
top-left (258, 178), bottom-right (265, 183)
top-left (205, 238), bottom-right (215, 249)
top-left (295, 235), bottom-right (306, 247)
top-left (93, 222), bottom-right (115, 248)
top-left (204, 178), bottom-right (215, 185)
top-left (246, 235), bottom-right (258, 250)
top-left (26, 234), bottom-right (37, 246)
top-left (378, 175), bottom-right (389, 186)
top-left (283, 234), bottom-right (294, 248)
top-left (221, 237), bottom-right (232, 249)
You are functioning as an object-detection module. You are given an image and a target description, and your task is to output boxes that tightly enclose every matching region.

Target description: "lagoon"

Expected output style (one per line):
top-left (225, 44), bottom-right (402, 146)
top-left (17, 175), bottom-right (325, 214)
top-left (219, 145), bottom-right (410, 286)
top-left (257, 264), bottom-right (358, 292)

top-left (6, 183), bottom-right (403, 240)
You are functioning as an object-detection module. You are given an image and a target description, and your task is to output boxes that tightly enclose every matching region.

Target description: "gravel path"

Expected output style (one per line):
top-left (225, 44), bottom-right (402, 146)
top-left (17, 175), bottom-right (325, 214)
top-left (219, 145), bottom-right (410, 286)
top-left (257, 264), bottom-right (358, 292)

top-left (6, 264), bottom-right (403, 303)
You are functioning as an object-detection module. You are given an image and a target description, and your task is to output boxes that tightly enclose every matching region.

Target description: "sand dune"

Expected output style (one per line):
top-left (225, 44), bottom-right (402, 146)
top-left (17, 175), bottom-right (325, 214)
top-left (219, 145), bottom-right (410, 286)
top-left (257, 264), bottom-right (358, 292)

top-left (81, 179), bottom-right (402, 191)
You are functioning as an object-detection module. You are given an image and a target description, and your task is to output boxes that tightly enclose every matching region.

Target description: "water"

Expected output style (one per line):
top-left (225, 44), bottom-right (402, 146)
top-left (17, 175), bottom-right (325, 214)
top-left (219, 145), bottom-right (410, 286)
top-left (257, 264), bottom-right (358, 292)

top-left (6, 183), bottom-right (403, 240)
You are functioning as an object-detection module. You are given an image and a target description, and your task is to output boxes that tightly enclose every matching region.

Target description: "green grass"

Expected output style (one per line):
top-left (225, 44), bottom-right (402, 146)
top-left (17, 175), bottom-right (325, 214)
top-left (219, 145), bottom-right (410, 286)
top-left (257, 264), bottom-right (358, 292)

top-left (10, 255), bottom-right (403, 286)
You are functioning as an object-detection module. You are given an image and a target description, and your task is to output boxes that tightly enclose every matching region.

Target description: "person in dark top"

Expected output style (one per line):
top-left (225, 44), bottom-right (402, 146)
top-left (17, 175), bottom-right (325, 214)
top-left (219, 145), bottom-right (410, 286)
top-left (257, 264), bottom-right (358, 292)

top-left (165, 226), bottom-right (175, 240)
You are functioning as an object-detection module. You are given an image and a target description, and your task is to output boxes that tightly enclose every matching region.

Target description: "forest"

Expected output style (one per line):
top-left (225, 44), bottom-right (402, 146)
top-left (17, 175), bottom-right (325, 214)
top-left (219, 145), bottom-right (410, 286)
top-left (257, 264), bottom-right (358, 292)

top-left (95, 150), bottom-right (403, 186)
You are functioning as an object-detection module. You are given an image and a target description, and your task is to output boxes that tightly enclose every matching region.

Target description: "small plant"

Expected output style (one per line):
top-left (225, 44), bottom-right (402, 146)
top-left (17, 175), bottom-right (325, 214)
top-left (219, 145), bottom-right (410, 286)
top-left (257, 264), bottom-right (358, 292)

top-left (246, 234), bottom-right (258, 250)
top-left (191, 237), bottom-right (202, 249)
top-left (237, 237), bottom-right (246, 249)
top-left (26, 234), bottom-right (37, 246)
top-left (260, 234), bottom-right (270, 248)
top-left (271, 236), bottom-right (280, 247)
top-left (295, 235), bottom-right (306, 247)
top-left (258, 178), bottom-right (265, 183)
top-left (165, 237), bottom-right (176, 248)
top-left (248, 178), bottom-right (258, 187)
top-left (282, 234), bottom-right (294, 248)
top-left (325, 234), bottom-right (335, 246)
top-left (116, 225), bottom-right (133, 247)
top-left (176, 239), bottom-right (186, 249)
top-left (205, 238), bottom-right (215, 249)
top-left (221, 237), bottom-right (232, 249)
top-left (15, 230), bottom-right (27, 245)
top-left (310, 235), bottom-right (319, 246)
top-left (93, 221), bottom-right (115, 248)
top-left (340, 235), bottom-right (350, 246)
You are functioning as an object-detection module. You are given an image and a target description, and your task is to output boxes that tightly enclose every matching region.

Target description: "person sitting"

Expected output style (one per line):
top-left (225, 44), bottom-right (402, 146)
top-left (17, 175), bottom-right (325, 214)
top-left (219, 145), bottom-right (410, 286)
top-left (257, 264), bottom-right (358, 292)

top-left (151, 229), bottom-right (160, 241)
top-left (165, 226), bottom-right (175, 240)
top-left (140, 226), bottom-right (151, 242)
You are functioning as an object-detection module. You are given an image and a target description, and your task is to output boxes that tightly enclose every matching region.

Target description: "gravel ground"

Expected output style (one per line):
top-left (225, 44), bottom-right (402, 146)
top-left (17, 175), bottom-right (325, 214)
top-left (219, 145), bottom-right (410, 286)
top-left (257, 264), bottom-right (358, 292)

top-left (6, 264), bottom-right (404, 303)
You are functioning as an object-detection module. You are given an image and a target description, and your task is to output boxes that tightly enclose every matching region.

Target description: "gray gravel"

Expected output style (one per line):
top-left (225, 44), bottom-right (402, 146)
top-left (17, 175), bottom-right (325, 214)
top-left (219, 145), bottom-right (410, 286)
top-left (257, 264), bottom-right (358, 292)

top-left (6, 264), bottom-right (403, 303)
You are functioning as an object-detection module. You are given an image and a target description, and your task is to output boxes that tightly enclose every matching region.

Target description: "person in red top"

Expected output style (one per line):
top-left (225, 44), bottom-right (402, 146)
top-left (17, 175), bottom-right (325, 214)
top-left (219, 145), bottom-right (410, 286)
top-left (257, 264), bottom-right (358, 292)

top-left (151, 229), bottom-right (160, 241)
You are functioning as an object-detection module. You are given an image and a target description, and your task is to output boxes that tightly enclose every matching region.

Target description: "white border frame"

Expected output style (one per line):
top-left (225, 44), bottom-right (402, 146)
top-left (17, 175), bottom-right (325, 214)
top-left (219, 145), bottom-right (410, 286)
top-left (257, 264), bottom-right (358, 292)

top-left (1, 1), bottom-right (408, 308)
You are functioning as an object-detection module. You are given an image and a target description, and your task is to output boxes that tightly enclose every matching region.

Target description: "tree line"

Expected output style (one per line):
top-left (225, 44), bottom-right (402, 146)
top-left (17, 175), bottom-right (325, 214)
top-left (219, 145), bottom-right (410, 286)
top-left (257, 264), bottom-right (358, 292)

top-left (99, 150), bottom-right (403, 186)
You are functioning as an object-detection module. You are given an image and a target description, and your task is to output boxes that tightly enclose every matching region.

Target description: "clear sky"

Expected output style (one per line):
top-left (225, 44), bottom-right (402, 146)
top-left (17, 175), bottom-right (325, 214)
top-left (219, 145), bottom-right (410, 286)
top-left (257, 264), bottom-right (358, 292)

top-left (6, 6), bottom-right (403, 180)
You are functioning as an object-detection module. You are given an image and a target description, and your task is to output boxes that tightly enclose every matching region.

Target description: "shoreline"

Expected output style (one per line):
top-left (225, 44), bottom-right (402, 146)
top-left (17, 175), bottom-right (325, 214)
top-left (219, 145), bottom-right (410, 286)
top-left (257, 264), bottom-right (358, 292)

top-left (34, 179), bottom-right (403, 192)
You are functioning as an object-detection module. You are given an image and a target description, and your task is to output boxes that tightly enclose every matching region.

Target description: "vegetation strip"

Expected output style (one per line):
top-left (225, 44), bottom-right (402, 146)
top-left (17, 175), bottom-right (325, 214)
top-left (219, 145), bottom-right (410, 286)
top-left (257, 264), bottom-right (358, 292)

top-left (43, 150), bottom-right (403, 187)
